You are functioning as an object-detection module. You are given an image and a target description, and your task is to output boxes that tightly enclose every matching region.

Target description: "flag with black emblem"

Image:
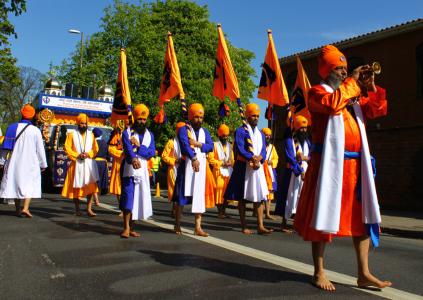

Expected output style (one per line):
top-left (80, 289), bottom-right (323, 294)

top-left (111, 48), bottom-right (132, 123)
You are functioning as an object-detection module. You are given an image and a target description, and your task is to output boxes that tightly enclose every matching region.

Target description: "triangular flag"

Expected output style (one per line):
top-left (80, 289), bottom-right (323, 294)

top-left (111, 48), bottom-right (132, 123)
top-left (158, 32), bottom-right (185, 105)
top-left (212, 24), bottom-right (240, 101)
top-left (257, 30), bottom-right (289, 106)
top-left (290, 55), bottom-right (312, 125)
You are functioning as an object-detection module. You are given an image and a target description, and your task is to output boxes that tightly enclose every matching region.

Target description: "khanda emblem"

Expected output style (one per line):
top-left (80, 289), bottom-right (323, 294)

top-left (161, 62), bottom-right (171, 93)
top-left (259, 62), bottom-right (276, 87)
top-left (113, 81), bottom-right (127, 112)
top-left (291, 87), bottom-right (306, 113)
top-left (214, 59), bottom-right (227, 90)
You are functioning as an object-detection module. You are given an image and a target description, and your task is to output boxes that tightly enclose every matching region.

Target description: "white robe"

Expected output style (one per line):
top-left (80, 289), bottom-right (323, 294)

top-left (244, 125), bottom-right (269, 202)
top-left (215, 141), bottom-right (232, 178)
top-left (184, 127), bottom-right (207, 213)
top-left (72, 130), bottom-right (99, 188)
top-left (0, 123), bottom-right (47, 199)
top-left (285, 140), bottom-right (309, 219)
top-left (122, 129), bottom-right (153, 221)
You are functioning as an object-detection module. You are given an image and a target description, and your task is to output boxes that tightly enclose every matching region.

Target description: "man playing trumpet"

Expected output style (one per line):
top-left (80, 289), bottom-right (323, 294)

top-left (294, 45), bottom-right (391, 291)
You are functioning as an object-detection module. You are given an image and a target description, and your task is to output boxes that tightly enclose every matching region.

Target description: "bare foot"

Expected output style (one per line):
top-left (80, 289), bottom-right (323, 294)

top-left (20, 210), bottom-right (33, 218)
top-left (174, 225), bottom-right (182, 235)
top-left (194, 228), bottom-right (209, 237)
top-left (120, 230), bottom-right (130, 238)
top-left (258, 227), bottom-right (273, 235)
top-left (118, 211), bottom-right (123, 217)
top-left (242, 228), bottom-right (253, 235)
top-left (357, 273), bottom-right (392, 289)
top-left (265, 215), bottom-right (276, 220)
top-left (218, 214), bottom-right (226, 219)
top-left (312, 274), bottom-right (336, 291)
top-left (129, 231), bottom-right (141, 237)
top-left (87, 211), bottom-right (97, 217)
top-left (75, 211), bottom-right (82, 217)
top-left (281, 227), bottom-right (293, 234)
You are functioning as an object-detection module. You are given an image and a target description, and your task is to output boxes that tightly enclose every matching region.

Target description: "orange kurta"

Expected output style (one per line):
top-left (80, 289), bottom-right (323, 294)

top-left (294, 79), bottom-right (387, 242)
top-left (161, 139), bottom-right (178, 201)
top-left (207, 142), bottom-right (234, 205)
top-left (61, 131), bottom-right (99, 199)
top-left (108, 133), bottom-right (124, 196)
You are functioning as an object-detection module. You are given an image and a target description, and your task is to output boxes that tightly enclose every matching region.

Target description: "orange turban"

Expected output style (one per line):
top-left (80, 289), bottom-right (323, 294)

top-left (21, 104), bottom-right (35, 120)
top-left (245, 103), bottom-right (260, 117)
top-left (318, 45), bottom-right (347, 80)
top-left (217, 124), bottom-right (230, 137)
top-left (262, 127), bottom-right (272, 136)
top-left (76, 113), bottom-right (88, 124)
top-left (188, 103), bottom-right (204, 120)
top-left (175, 122), bottom-right (186, 135)
top-left (133, 104), bottom-right (149, 119)
top-left (293, 115), bottom-right (308, 131)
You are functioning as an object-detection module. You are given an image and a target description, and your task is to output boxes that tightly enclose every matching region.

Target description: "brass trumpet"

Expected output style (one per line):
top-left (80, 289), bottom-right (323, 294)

top-left (371, 62), bottom-right (381, 75)
top-left (360, 62), bottom-right (381, 75)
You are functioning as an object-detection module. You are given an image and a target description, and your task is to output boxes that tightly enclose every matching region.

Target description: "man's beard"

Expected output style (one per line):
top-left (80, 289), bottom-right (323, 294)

top-left (134, 123), bottom-right (146, 134)
top-left (295, 131), bottom-right (307, 145)
top-left (326, 72), bottom-right (343, 90)
top-left (219, 137), bottom-right (228, 145)
top-left (78, 126), bottom-right (87, 133)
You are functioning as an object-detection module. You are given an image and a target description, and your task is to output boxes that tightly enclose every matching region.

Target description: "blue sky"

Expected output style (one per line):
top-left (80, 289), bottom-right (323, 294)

top-left (9, 0), bottom-right (422, 128)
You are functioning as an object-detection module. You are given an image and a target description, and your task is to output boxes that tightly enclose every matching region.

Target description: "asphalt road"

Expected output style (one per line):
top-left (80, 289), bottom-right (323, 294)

top-left (0, 194), bottom-right (422, 299)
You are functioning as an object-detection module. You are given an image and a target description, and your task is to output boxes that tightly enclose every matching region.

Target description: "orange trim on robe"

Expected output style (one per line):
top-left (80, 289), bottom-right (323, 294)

top-left (108, 133), bottom-right (124, 196)
top-left (61, 131), bottom-right (99, 199)
top-left (294, 82), bottom-right (387, 242)
top-left (205, 160), bottom-right (216, 209)
top-left (263, 161), bottom-right (274, 200)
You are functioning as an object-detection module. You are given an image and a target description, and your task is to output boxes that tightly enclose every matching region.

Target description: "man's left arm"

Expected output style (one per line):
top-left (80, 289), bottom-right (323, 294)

top-left (200, 129), bottom-right (214, 153)
top-left (360, 85), bottom-right (388, 119)
top-left (138, 133), bottom-right (156, 160)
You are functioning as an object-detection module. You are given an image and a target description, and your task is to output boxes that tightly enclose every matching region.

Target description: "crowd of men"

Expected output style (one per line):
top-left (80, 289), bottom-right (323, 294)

top-left (0, 45), bottom-right (392, 291)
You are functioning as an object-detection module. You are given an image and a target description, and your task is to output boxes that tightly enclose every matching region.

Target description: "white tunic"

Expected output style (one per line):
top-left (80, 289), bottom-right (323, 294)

top-left (0, 123), bottom-right (47, 199)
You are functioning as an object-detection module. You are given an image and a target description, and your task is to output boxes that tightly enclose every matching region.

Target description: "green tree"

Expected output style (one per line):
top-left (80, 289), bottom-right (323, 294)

top-left (56, 0), bottom-right (256, 149)
top-left (0, 0), bottom-right (27, 130)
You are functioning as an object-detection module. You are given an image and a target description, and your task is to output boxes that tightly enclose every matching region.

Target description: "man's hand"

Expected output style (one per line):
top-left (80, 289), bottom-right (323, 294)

top-left (192, 158), bottom-right (200, 172)
top-left (78, 153), bottom-right (87, 160)
top-left (189, 138), bottom-right (202, 148)
top-left (130, 137), bottom-right (140, 147)
top-left (132, 158), bottom-right (141, 169)
top-left (301, 172), bottom-right (305, 181)
top-left (41, 168), bottom-right (46, 172)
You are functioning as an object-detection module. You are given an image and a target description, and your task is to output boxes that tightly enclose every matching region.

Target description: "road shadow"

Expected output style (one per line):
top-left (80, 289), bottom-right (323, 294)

top-left (138, 249), bottom-right (310, 284)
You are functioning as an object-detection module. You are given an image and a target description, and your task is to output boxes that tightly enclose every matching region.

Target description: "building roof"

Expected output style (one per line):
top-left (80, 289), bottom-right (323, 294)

top-left (280, 19), bottom-right (423, 64)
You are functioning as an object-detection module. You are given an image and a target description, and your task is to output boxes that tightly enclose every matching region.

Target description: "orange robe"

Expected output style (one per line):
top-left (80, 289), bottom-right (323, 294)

top-left (61, 131), bottom-right (99, 199)
top-left (207, 142), bottom-right (234, 205)
top-left (294, 79), bottom-right (387, 242)
top-left (108, 133), bottom-right (123, 196)
top-left (161, 139), bottom-right (178, 202)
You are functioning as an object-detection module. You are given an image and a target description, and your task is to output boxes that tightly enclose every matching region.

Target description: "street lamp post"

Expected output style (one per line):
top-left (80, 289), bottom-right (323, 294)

top-left (68, 29), bottom-right (84, 93)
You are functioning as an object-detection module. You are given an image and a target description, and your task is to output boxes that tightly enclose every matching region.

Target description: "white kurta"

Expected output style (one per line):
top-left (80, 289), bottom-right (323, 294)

top-left (0, 123), bottom-right (47, 199)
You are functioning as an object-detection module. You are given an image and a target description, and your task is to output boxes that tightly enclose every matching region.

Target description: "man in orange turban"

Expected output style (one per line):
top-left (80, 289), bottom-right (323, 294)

top-left (172, 103), bottom-right (214, 237)
top-left (294, 45), bottom-right (391, 291)
top-left (0, 104), bottom-right (47, 217)
top-left (119, 103), bottom-right (155, 238)
top-left (224, 102), bottom-right (273, 235)
top-left (261, 127), bottom-right (279, 220)
top-left (207, 124), bottom-right (234, 218)
top-left (275, 116), bottom-right (310, 233)
top-left (62, 113), bottom-right (99, 217)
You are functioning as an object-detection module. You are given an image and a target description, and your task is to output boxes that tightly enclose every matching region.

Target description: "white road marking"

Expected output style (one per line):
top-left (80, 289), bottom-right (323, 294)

top-left (41, 253), bottom-right (66, 280)
top-left (98, 202), bottom-right (422, 300)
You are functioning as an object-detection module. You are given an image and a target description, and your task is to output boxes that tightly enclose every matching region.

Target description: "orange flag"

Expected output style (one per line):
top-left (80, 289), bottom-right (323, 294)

top-left (212, 24), bottom-right (240, 101)
top-left (158, 32), bottom-right (185, 105)
top-left (111, 48), bottom-right (132, 123)
top-left (289, 56), bottom-right (312, 125)
top-left (257, 30), bottom-right (289, 106)
top-left (155, 32), bottom-right (185, 124)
